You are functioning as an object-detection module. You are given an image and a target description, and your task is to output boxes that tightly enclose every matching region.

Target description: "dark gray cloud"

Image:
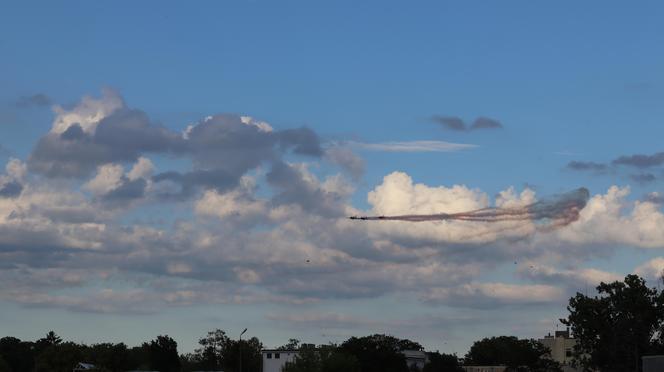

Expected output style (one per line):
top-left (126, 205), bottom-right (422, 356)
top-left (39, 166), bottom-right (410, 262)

top-left (0, 180), bottom-right (23, 198)
top-left (29, 108), bottom-right (324, 201)
top-left (28, 109), bottom-right (182, 177)
top-left (102, 178), bottom-right (148, 204)
top-left (152, 169), bottom-right (238, 199)
top-left (431, 116), bottom-right (466, 131)
top-left (643, 193), bottom-right (664, 204)
top-left (431, 115), bottom-right (503, 131)
top-left (325, 146), bottom-right (365, 180)
top-left (278, 127), bottom-right (324, 156)
top-left (630, 173), bottom-right (657, 184)
top-left (567, 161), bottom-right (608, 172)
top-left (612, 152), bottom-right (664, 168)
top-left (266, 161), bottom-right (345, 217)
top-left (470, 117), bottom-right (503, 130)
top-left (16, 94), bottom-right (52, 108)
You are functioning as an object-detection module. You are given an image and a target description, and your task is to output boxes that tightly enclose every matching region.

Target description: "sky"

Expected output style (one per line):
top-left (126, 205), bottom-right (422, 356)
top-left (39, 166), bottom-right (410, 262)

top-left (2, 0), bottom-right (664, 355)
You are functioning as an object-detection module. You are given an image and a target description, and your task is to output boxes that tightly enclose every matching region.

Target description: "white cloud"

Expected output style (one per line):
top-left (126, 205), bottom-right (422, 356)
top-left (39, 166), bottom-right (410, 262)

top-left (127, 156), bottom-right (155, 181)
top-left (555, 186), bottom-right (664, 248)
top-left (5, 158), bottom-right (27, 181)
top-left (365, 172), bottom-right (536, 244)
top-left (195, 176), bottom-right (268, 221)
top-left (240, 115), bottom-right (274, 133)
top-left (634, 257), bottom-right (664, 280)
top-left (84, 164), bottom-right (124, 196)
top-left (50, 88), bottom-right (124, 135)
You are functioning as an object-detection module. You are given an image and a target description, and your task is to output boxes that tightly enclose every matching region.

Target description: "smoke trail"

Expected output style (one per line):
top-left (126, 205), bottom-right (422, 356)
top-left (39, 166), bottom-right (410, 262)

top-left (350, 187), bottom-right (589, 229)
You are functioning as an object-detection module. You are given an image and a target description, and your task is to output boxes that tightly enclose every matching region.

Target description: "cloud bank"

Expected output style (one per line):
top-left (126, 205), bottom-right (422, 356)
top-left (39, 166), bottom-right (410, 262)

top-left (1, 89), bottom-right (664, 323)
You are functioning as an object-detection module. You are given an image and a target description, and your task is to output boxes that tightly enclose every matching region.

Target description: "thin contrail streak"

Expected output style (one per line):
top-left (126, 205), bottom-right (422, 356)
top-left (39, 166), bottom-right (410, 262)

top-left (350, 188), bottom-right (589, 228)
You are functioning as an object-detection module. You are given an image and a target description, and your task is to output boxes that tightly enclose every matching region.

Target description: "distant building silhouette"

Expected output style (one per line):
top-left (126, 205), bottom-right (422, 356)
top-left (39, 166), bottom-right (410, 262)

top-left (642, 355), bottom-right (664, 372)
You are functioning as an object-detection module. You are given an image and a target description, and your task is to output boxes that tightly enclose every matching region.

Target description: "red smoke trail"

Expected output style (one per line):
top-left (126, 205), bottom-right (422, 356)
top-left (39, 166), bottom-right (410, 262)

top-left (350, 188), bottom-right (589, 229)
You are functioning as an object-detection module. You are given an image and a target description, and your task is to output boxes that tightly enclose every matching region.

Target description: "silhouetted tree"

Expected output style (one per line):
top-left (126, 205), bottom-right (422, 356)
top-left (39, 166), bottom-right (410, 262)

top-left (34, 341), bottom-right (85, 372)
top-left (423, 352), bottom-right (463, 372)
top-left (278, 338), bottom-right (301, 350)
top-left (0, 336), bottom-right (35, 372)
top-left (561, 274), bottom-right (664, 372)
top-left (86, 342), bottom-right (131, 371)
top-left (222, 336), bottom-right (263, 372)
top-left (194, 329), bottom-right (229, 370)
top-left (0, 355), bottom-right (10, 372)
top-left (145, 335), bottom-right (180, 372)
top-left (340, 334), bottom-right (418, 372)
top-left (43, 331), bottom-right (62, 345)
top-left (128, 345), bottom-right (150, 370)
top-left (322, 349), bottom-right (361, 372)
top-left (465, 336), bottom-right (561, 372)
top-left (282, 344), bottom-right (360, 372)
top-left (282, 344), bottom-right (320, 372)
top-left (180, 353), bottom-right (200, 372)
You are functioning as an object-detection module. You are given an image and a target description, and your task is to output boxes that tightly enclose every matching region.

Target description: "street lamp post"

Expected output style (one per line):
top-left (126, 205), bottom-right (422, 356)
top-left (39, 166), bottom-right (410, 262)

top-left (239, 328), bottom-right (247, 372)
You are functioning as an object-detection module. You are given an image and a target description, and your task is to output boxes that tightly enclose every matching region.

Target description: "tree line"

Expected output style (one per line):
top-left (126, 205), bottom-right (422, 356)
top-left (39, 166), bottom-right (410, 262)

top-left (1, 274), bottom-right (663, 372)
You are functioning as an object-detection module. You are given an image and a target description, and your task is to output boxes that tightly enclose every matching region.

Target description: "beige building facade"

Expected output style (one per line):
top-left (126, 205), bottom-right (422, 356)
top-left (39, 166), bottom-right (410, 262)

top-left (538, 329), bottom-right (581, 372)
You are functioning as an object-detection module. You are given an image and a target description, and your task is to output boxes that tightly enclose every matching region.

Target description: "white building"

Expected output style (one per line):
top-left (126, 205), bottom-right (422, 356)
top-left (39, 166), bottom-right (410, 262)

top-left (261, 349), bottom-right (298, 372)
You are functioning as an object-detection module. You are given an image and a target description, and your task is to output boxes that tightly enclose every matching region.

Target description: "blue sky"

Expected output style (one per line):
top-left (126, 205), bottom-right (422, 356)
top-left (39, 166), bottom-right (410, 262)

top-left (2, 0), bottom-right (664, 355)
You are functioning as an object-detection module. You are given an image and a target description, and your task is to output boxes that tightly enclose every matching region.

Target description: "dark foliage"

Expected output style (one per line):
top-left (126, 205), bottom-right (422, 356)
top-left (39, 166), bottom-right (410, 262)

top-left (282, 344), bottom-right (360, 372)
top-left (181, 328), bottom-right (262, 372)
top-left (340, 334), bottom-right (422, 372)
top-left (423, 351), bottom-right (463, 372)
top-left (145, 335), bottom-right (181, 372)
top-left (561, 274), bottom-right (664, 372)
top-left (465, 336), bottom-right (561, 372)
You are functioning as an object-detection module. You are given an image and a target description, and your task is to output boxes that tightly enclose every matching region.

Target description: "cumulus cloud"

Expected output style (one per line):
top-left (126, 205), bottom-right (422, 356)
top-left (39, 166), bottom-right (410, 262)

top-left (324, 146), bottom-right (365, 180)
top-left (195, 176), bottom-right (268, 222)
top-left (0, 158), bottom-right (26, 198)
top-left (81, 158), bottom-right (155, 206)
top-left (644, 192), bottom-right (664, 204)
top-left (431, 115), bottom-right (503, 131)
top-left (84, 164), bottom-right (125, 195)
top-left (555, 186), bottom-right (664, 248)
top-left (364, 172), bottom-right (538, 244)
top-left (28, 91), bottom-right (324, 197)
top-left (8, 89), bottom-right (664, 319)
top-left (267, 162), bottom-right (351, 217)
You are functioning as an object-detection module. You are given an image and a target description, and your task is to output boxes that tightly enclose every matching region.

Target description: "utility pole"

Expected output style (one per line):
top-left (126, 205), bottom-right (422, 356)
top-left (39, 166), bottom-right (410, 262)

top-left (239, 328), bottom-right (247, 372)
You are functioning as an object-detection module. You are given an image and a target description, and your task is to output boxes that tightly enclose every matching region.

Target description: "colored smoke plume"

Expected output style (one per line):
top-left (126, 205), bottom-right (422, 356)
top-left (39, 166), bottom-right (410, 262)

top-left (350, 187), bottom-right (589, 230)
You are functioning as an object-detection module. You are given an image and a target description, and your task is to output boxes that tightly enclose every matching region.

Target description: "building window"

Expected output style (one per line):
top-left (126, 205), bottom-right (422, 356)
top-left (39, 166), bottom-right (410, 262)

top-left (275, 353), bottom-right (280, 359)
top-left (267, 353), bottom-right (272, 359)
top-left (566, 348), bottom-right (572, 358)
